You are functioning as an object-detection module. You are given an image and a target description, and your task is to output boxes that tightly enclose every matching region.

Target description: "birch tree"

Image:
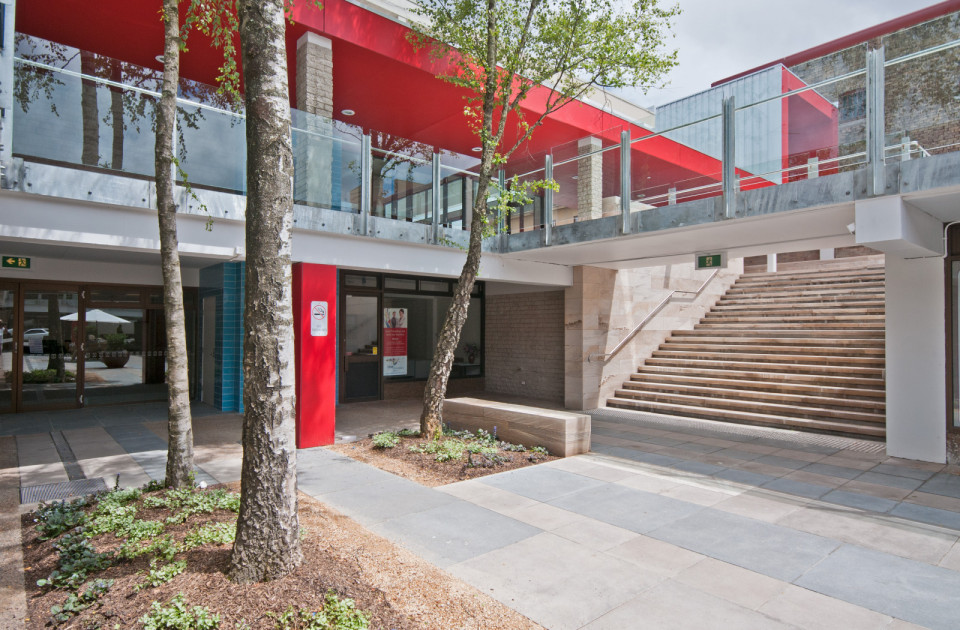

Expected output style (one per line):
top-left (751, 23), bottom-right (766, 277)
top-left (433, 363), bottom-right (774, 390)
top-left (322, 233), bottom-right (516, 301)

top-left (156, 0), bottom-right (195, 488)
top-left (228, 0), bottom-right (303, 582)
top-left (411, 0), bottom-right (679, 437)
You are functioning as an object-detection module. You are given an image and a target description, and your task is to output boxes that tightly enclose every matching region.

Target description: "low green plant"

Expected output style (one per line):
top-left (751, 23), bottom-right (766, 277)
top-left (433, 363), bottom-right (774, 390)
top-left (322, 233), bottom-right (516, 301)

top-left (35, 498), bottom-right (89, 540)
top-left (499, 441), bottom-right (527, 452)
top-left (409, 438), bottom-right (466, 462)
top-left (396, 428), bottom-right (419, 437)
top-left (49, 578), bottom-right (113, 624)
top-left (371, 431), bottom-right (400, 449)
top-left (135, 559), bottom-right (187, 592)
top-left (119, 533), bottom-right (181, 561)
top-left (38, 531), bottom-right (114, 590)
top-left (140, 593), bottom-right (220, 630)
top-left (183, 522), bottom-right (235, 549)
top-left (474, 428), bottom-right (497, 444)
top-left (268, 591), bottom-right (369, 630)
top-left (143, 487), bottom-right (240, 524)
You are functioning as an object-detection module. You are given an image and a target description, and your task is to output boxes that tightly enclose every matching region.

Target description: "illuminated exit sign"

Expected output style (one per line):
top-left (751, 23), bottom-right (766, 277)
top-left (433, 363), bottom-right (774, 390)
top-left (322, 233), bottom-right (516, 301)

top-left (2, 256), bottom-right (30, 269)
top-left (695, 253), bottom-right (725, 270)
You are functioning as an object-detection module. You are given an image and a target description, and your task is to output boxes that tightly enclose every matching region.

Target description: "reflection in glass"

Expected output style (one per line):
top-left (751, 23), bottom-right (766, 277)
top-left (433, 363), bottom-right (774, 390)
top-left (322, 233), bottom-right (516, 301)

top-left (20, 289), bottom-right (79, 409)
top-left (0, 288), bottom-right (16, 412)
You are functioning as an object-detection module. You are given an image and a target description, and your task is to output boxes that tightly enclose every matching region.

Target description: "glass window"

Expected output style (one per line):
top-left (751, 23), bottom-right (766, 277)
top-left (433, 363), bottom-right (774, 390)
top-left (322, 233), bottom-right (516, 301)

top-left (954, 261), bottom-right (960, 428)
top-left (384, 277), bottom-right (417, 291)
top-left (382, 293), bottom-right (481, 380)
top-left (88, 287), bottom-right (142, 305)
top-left (343, 274), bottom-right (379, 288)
top-left (419, 280), bottom-right (450, 293)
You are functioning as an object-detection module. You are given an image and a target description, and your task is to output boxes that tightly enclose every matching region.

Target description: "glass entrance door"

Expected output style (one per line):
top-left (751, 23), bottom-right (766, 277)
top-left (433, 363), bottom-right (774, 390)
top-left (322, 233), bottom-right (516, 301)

top-left (20, 286), bottom-right (81, 410)
top-left (340, 292), bottom-right (381, 401)
top-left (0, 283), bottom-right (17, 413)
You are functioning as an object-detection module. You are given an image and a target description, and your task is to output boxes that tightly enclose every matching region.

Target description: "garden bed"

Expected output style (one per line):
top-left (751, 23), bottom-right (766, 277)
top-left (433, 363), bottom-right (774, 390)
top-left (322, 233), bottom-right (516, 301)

top-left (22, 482), bottom-right (542, 629)
top-left (329, 427), bottom-right (558, 487)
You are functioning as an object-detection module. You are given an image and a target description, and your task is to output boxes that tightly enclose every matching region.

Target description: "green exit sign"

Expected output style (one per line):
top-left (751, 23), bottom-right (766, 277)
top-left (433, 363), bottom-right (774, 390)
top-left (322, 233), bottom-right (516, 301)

top-left (2, 256), bottom-right (30, 269)
top-left (696, 253), bottom-right (725, 270)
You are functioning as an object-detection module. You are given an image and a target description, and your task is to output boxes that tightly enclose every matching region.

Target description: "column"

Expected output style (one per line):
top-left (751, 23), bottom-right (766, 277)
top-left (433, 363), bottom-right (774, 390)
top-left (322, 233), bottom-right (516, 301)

top-left (294, 32), bottom-right (335, 209)
top-left (577, 136), bottom-right (603, 221)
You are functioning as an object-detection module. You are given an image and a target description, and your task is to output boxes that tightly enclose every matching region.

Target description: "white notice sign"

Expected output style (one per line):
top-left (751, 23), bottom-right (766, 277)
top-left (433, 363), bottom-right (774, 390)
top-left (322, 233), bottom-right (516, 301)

top-left (310, 301), bottom-right (328, 337)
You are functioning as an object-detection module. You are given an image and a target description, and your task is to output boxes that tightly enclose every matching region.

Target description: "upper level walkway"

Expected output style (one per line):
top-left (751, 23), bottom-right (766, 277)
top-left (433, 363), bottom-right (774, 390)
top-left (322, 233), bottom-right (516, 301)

top-left (3, 30), bottom-right (959, 276)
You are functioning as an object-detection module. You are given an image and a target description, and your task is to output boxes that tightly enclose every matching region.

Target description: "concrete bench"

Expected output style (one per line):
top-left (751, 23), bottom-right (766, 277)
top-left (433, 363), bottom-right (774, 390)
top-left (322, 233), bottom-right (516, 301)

top-left (443, 397), bottom-right (591, 457)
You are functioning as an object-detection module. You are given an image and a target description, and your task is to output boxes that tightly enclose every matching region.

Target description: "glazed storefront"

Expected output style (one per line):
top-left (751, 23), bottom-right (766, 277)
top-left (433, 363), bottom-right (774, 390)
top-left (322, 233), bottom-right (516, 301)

top-left (0, 281), bottom-right (197, 414)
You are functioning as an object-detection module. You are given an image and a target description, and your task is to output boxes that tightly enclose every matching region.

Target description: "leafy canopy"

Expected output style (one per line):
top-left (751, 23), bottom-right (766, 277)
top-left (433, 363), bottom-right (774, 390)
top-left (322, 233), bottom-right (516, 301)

top-left (408, 0), bottom-right (679, 161)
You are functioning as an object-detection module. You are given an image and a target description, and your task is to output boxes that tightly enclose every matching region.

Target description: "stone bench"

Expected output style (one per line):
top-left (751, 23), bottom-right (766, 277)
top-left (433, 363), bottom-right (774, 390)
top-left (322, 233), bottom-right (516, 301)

top-left (443, 397), bottom-right (591, 457)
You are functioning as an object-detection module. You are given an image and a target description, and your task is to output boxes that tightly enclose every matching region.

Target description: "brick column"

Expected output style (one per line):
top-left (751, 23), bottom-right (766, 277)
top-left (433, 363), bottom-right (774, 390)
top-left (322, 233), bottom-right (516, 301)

top-left (294, 33), bottom-right (335, 209)
top-left (577, 136), bottom-right (603, 221)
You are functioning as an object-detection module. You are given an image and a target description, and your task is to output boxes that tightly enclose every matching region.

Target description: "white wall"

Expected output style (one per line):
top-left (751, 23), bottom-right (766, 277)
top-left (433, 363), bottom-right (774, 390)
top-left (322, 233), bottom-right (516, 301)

top-left (885, 255), bottom-right (946, 463)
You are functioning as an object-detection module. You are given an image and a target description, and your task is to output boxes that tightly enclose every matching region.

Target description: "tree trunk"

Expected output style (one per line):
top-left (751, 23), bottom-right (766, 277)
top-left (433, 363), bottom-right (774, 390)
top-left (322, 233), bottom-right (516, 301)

top-left (228, 0), bottom-right (303, 584)
top-left (156, 0), bottom-right (195, 489)
top-left (79, 51), bottom-right (99, 167)
top-left (421, 0), bottom-right (500, 439)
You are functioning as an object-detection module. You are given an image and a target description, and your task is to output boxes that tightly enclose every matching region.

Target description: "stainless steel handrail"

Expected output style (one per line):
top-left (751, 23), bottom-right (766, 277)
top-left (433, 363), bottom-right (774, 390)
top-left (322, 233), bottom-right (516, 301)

top-left (588, 268), bottom-right (721, 362)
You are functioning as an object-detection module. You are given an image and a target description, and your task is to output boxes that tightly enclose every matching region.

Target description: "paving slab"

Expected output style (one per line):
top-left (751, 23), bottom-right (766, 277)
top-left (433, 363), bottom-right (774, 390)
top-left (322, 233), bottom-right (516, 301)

top-left (549, 482), bottom-right (704, 535)
top-left (370, 500), bottom-right (540, 568)
top-left (649, 507), bottom-right (839, 582)
top-left (917, 473), bottom-right (960, 500)
top-left (777, 506), bottom-right (957, 565)
top-left (581, 579), bottom-right (793, 630)
top-left (450, 532), bottom-right (663, 630)
top-left (479, 466), bottom-right (607, 503)
top-left (675, 557), bottom-right (788, 610)
top-left (608, 534), bottom-right (705, 576)
top-left (758, 583), bottom-right (895, 630)
top-left (796, 544), bottom-right (960, 630)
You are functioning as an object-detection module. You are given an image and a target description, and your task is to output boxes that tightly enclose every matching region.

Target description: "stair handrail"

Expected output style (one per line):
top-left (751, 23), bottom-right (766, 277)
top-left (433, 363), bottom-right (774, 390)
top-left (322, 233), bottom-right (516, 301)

top-left (588, 268), bottom-right (721, 363)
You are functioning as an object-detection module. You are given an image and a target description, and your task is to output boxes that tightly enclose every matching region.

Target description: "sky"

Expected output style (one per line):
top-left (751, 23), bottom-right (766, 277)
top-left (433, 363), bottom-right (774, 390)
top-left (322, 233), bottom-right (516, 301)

top-left (619, 0), bottom-right (943, 110)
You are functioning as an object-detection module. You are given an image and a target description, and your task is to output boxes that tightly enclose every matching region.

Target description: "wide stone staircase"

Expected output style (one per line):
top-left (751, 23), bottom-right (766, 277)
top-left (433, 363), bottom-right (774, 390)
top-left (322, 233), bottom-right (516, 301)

top-left (607, 261), bottom-right (886, 438)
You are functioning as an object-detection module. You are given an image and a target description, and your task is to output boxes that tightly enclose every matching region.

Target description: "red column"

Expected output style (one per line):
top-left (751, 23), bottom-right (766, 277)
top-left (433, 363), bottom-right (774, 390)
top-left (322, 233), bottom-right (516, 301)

top-left (292, 263), bottom-right (337, 447)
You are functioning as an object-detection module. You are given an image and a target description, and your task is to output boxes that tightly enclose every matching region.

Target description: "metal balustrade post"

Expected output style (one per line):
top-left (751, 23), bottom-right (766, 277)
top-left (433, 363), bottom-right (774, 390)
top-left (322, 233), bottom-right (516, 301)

top-left (544, 153), bottom-right (554, 246)
top-left (431, 152), bottom-right (440, 244)
top-left (620, 129), bottom-right (631, 234)
top-left (360, 133), bottom-right (371, 235)
top-left (866, 46), bottom-right (886, 196)
top-left (497, 168), bottom-right (506, 235)
top-left (721, 95), bottom-right (736, 219)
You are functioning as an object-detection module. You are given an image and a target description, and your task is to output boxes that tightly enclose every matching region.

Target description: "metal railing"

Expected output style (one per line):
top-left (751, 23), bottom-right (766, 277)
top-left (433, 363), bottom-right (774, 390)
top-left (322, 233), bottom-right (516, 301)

top-left (588, 268), bottom-right (721, 363)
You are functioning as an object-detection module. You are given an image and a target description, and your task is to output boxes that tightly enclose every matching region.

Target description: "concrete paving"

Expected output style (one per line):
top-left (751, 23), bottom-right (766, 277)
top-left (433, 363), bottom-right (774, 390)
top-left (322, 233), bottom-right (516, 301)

top-left (2, 401), bottom-right (960, 628)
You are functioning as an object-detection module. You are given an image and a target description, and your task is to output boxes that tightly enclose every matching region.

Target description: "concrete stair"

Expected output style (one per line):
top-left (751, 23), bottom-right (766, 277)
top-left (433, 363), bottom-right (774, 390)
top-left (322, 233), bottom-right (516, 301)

top-left (607, 261), bottom-right (886, 438)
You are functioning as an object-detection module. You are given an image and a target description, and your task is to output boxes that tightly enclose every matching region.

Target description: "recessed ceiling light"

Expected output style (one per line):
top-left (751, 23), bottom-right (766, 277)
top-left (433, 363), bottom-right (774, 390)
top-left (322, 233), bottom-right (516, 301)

top-left (154, 54), bottom-right (165, 63)
top-left (341, 109), bottom-right (356, 116)
top-left (471, 146), bottom-right (482, 152)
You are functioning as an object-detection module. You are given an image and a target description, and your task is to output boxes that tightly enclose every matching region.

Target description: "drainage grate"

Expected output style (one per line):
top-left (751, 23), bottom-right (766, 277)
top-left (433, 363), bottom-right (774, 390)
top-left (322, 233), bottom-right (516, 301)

top-left (20, 478), bottom-right (108, 504)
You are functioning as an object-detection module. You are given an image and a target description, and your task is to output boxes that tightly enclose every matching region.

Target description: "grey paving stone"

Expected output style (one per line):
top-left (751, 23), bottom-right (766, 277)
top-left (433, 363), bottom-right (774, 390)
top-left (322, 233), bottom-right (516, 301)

top-left (869, 463), bottom-right (937, 482)
top-left (801, 462), bottom-right (862, 480)
top-left (753, 454), bottom-right (810, 471)
top-left (642, 436), bottom-right (688, 447)
top-left (371, 500), bottom-right (541, 568)
top-left (674, 442), bottom-right (724, 455)
top-left (314, 478), bottom-right (456, 526)
top-left (548, 483), bottom-right (703, 534)
top-left (297, 459), bottom-right (399, 495)
top-left (890, 502), bottom-right (960, 532)
top-left (796, 544), bottom-right (960, 630)
top-left (762, 477), bottom-right (832, 500)
top-left (715, 468), bottom-right (777, 487)
top-left (918, 473), bottom-right (960, 500)
top-left (854, 471), bottom-right (924, 492)
top-left (669, 460), bottom-right (726, 476)
top-left (105, 425), bottom-right (167, 454)
top-left (594, 445), bottom-right (683, 468)
top-left (450, 532), bottom-right (662, 630)
top-left (821, 490), bottom-right (898, 513)
top-left (714, 448), bottom-right (765, 462)
top-left (480, 466), bottom-right (607, 503)
top-left (648, 508), bottom-right (839, 583)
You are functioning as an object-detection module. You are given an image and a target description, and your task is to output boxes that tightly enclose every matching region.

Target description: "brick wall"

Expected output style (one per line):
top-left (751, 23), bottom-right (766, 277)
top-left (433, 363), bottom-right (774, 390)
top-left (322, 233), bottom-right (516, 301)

top-left (484, 290), bottom-right (565, 403)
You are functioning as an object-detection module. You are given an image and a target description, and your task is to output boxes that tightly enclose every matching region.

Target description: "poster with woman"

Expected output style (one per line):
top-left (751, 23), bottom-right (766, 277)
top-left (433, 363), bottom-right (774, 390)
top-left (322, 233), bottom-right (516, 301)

top-left (383, 308), bottom-right (407, 376)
